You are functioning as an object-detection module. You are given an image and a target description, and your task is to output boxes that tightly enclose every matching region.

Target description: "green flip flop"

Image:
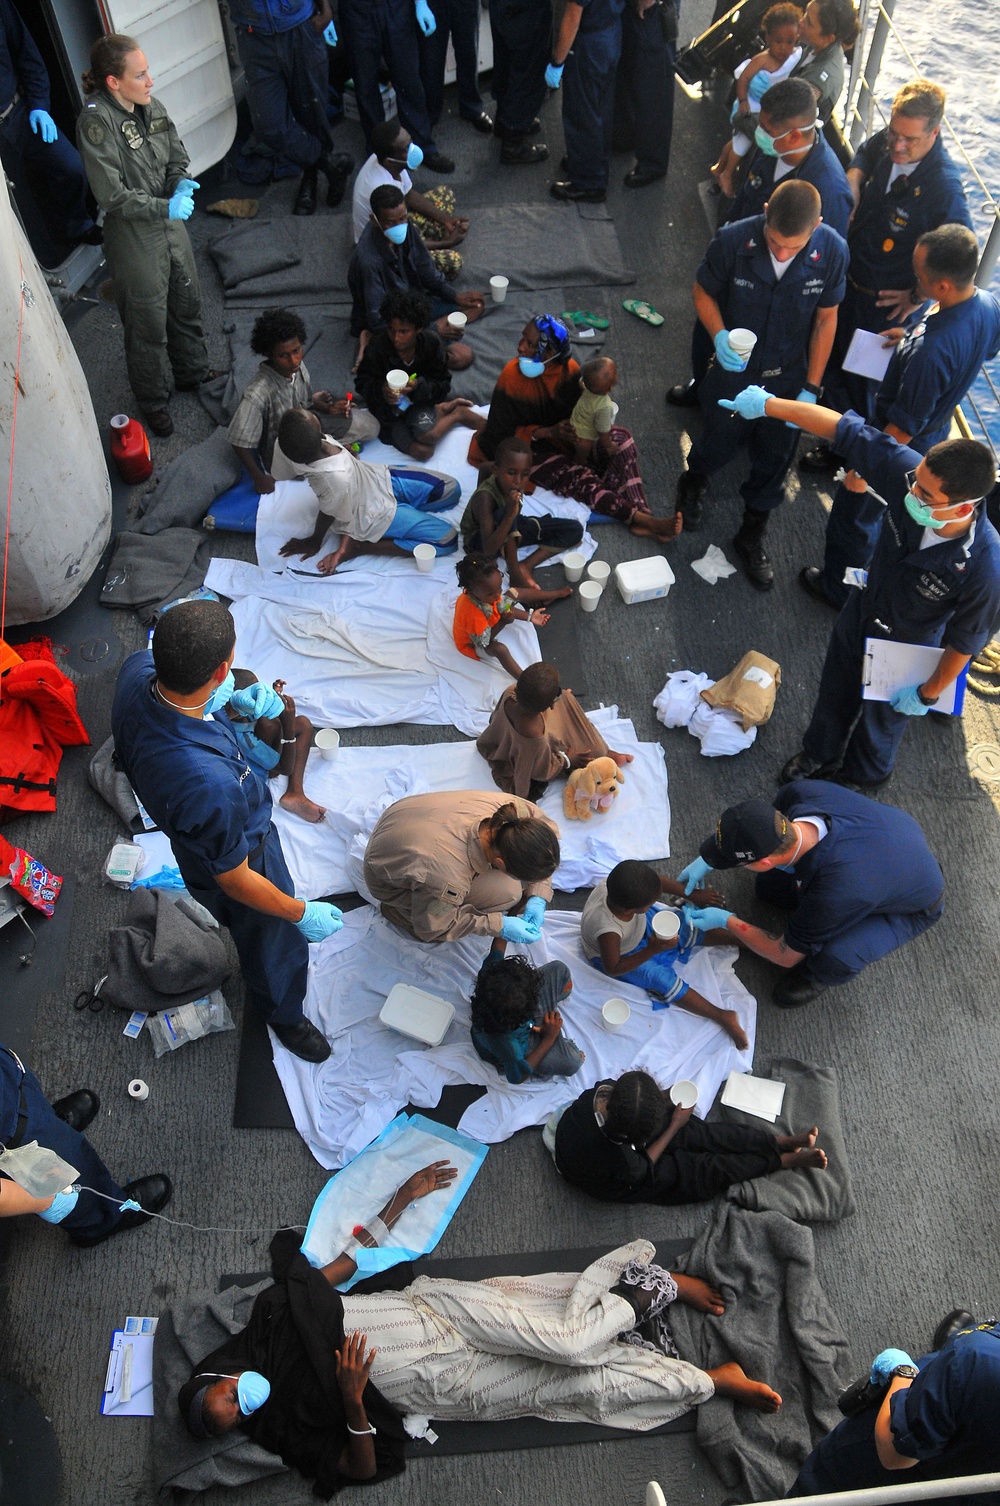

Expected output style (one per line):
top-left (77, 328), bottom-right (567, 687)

top-left (562, 309), bottom-right (610, 330)
top-left (622, 298), bottom-right (663, 327)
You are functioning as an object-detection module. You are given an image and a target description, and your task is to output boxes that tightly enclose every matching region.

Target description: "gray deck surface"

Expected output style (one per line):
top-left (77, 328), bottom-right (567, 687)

top-left (4, 7), bottom-right (1000, 1502)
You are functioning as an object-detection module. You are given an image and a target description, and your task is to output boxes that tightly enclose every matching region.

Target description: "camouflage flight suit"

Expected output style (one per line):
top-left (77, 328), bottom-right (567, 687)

top-left (77, 90), bottom-right (209, 411)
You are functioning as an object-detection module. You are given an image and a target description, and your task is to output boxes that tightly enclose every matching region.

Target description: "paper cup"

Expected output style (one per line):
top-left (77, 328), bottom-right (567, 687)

top-left (579, 580), bottom-right (603, 612)
top-left (316, 728), bottom-right (340, 761)
top-left (386, 368), bottom-right (409, 392)
top-left (652, 909), bottom-right (681, 941)
top-left (728, 327), bottom-right (757, 370)
top-left (669, 1078), bottom-right (699, 1110)
top-left (602, 998), bottom-right (631, 1032)
top-left (447, 310), bottom-right (468, 330)
top-left (413, 542), bottom-right (436, 573)
top-left (563, 550), bottom-right (586, 583)
top-left (489, 275), bottom-right (509, 304)
top-left (586, 560), bottom-right (611, 588)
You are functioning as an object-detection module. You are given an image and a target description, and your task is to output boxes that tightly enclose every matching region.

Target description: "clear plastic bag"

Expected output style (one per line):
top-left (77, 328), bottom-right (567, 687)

top-left (0, 1140), bottom-right (78, 1198)
top-left (145, 990), bottom-right (234, 1057)
top-left (103, 837), bottom-right (146, 889)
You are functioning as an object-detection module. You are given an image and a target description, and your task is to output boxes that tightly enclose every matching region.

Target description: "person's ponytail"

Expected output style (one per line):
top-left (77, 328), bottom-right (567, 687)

top-left (82, 33), bottom-right (139, 96)
top-left (489, 801), bottom-right (560, 882)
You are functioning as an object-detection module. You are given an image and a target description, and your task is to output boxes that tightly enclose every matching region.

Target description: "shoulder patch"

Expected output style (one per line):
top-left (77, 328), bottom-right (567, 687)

top-left (84, 115), bottom-right (106, 145)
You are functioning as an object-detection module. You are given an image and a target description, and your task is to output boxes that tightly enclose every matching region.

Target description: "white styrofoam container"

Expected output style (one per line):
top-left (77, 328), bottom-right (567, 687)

top-left (614, 555), bottom-right (675, 605)
top-left (379, 983), bottom-right (455, 1047)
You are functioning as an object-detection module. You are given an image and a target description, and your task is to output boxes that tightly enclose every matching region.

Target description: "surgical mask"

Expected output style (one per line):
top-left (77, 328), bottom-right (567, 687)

top-left (755, 122), bottom-right (812, 158)
top-left (904, 491), bottom-right (949, 530)
top-left (518, 356), bottom-right (547, 378)
top-left (406, 142), bottom-right (423, 169)
top-left (383, 221), bottom-right (408, 245)
top-left (204, 669), bottom-right (236, 714)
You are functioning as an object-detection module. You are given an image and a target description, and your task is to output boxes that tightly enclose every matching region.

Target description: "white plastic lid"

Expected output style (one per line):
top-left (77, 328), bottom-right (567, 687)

top-left (380, 983), bottom-right (456, 1046)
top-left (615, 556), bottom-right (675, 590)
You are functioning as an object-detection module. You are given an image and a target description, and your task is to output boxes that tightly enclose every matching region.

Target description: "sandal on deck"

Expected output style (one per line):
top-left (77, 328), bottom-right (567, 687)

top-left (622, 298), bottom-right (663, 326)
top-left (562, 309), bottom-right (610, 329)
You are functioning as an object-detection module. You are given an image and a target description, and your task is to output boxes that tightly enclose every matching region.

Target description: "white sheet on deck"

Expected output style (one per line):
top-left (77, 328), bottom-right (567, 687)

top-left (203, 557), bottom-right (542, 734)
top-left (269, 706), bottom-right (670, 898)
top-left (270, 907), bottom-right (755, 1170)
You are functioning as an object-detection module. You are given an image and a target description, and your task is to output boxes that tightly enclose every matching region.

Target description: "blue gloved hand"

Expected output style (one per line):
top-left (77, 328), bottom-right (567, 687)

top-left (677, 855), bottom-right (711, 895)
top-left (295, 900), bottom-right (344, 942)
top-left (870, 1348), bottom-right (916, 1384)
top-left (229, 681), bottom-right (286, 722)
top-left (523, 895), bottom-right (547, 929)
top-left (36, 1185), bottom-right (80, 1224)
top-left (500, 914), bottom-right (543, 945)
top-left (175, 177), bottom-right (200, 196)
top-left (168, 191), bottom-right (195, 221)
top-left (787, 386), bottom-right (818, 429)
top-left (684, 905), bottom-right (734, 933)
top-left (323, 18), bottom-right (338, 45)
top-left (890, 683), bottom-right (932, 717)
top-left (545, 62), bottom-right (565, 89)
top-left (29, 108), bottom-right (58, 143)
top-left (718, 385), bottom-right (771, 421)
top-left (713, 329), bottom-right (745, 372)
top-left (414, 0), bottom-right (437, 36)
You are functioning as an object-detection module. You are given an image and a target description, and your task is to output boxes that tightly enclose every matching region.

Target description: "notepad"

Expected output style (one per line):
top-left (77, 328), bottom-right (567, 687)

top-left (101, 1329), bottom-right (155, 1416)
top-left (862, 638), bottom-right (966, 715)
top-left (721, 1071), bottom-right (786, 1122)
top-left (841, 327), bottom-right (896, 383)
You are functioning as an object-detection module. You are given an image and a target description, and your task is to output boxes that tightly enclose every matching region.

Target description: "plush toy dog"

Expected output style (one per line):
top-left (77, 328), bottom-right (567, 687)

top-left (563, 756), bottom-right (624, 821)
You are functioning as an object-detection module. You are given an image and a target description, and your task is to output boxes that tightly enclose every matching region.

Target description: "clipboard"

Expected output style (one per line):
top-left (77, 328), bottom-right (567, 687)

top-left (101, 1330), bottom-right (155, 1416)
top-left (862, 638), bottom-right (967, 715)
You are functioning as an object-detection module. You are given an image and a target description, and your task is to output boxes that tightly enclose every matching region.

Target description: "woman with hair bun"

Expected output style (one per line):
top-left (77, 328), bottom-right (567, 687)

top-left (791, 0), bottom-right (859, 124)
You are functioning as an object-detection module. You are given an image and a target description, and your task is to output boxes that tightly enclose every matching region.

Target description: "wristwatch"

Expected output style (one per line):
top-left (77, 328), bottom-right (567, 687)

top-left (890, 1364), bottom-right (919, 1380)
top-left (916, 685), bottom-right (939, 706)
top-left (803, 381), bottom-right (824, 398)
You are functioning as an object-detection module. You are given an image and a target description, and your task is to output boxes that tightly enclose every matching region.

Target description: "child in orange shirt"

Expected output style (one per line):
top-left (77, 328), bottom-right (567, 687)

top-left (452, 555), bottom-right (549, 680)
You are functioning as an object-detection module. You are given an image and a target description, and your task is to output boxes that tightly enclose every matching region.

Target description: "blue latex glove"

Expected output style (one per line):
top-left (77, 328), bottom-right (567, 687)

top-left (870, 1348), bottom-right (916, 1384)
top-left (36, 1185), bottom-right (80, 1223)
top-left (713, 329), bottom-right (745, 372)
top-left (323, 18), bottom-right (338, 45)
top-left (684, 905), bottom-right (734, 933)
top-left (175, 177), bottom-right (200, 196)
top-left (168, 191), bottom-right (195, 221)
top-left (890, 684), bottom-right (932, 717)
top-left (677, 855), bottom-right (711, 895)
top-left (787, 386), bottom-right (818, 429)
top-left (718, 385), bottom-right (771, 421)
top-left (295, 900), bottom-right (344, 942)
top-left (414, 0), bottom-right (437, 36)
top-left (29, 108), bottom-right (58, 143)
top-left (545, 62), bottom-right (564, 88)
top-left (523, 896), bottom-right (547, 929)
top-left (229, 682), bottom-right (285, 721)
top-left (500, 914), bottom-right (543, 945)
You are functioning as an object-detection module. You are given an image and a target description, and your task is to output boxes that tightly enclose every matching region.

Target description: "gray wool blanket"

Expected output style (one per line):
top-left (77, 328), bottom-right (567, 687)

top-left (669, 1203), bottom-right (850, 1502)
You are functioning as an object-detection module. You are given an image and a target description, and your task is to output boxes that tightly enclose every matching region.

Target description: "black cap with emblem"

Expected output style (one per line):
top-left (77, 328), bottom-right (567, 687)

top-left (699, 799), bottom-right (789, 869)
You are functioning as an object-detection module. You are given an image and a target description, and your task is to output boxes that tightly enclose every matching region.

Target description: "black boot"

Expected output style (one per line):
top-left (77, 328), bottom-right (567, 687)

top-left (294, 167), bottom-right (318, 216)
top-left (319, 150), bottom-right (354, 207)
top-left (675, 470), bottom-right (708, 530)
top-left (732, 507), bottom-right (774, 590)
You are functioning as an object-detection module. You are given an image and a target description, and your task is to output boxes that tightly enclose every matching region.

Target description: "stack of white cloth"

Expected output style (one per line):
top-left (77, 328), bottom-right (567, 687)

top-left (653, 670), bottom-right (757, 757)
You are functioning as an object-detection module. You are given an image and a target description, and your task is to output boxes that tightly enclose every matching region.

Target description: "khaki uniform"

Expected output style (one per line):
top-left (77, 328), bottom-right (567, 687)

top-left (363, 791), bottom-right (557, 943)
top-left (77, 91), bottom-right (208, 410)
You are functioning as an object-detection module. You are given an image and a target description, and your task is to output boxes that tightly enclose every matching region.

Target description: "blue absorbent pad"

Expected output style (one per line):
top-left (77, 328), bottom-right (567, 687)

top-left (205, 471), bottom-right (261, 533)
top-left (587, 511), bottom-right (613, 525)
top-left (300, 1113), bottom-right (488, 1290)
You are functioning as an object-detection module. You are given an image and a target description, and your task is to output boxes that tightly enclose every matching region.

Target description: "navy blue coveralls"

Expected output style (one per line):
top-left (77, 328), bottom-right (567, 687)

top-left (0, 0), bottom-right (96, 261)
top-left (790, 1322), bottom-right (1000, 1502)
top-left (488, 0), bottom-right (553, 138)
top-left (827, 127), bottom-right (972, 414)
top-left (0, 1047), bottom-right (126, 1242)
top-left (801, 414), bottom-right (1000, 785)
top-left (820, 289), bottom-right (1000, 606)
top-left (111, 653), bottom-right (309, 1029)
top-left (754, 780), bottom-right (944, 989)
top-left (687, 214), bottom-right (848, 512)
top-left (339, 0), bottom-right (439, 152)
top-left (612, 0), bottom-right (678, 184)
top-left (418, 0), bottom-right (485, 125)
top-left (561, 0), bottom-right (626, 194)
top-left (228, 0), bottom-right (334, 171)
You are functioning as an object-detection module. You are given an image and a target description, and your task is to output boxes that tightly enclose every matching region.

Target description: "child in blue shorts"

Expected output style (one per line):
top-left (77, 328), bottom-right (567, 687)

top-left (225, 669), bottom-right (327, 825)
top-left (581, 860), bottom-right (748, 1050)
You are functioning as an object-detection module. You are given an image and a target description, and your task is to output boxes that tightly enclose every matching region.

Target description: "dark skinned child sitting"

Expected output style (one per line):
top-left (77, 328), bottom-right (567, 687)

top-left (470, 942), bottom-right (586, 1085)
top-left (225, 669), bottom-right (326, 825)
top-left (582, 860), bottom-right (750, 1051)
top-left (356, 289), bottom-right (485, 461)
top-left (452, 554), bottom-right (558, 681)
top-left (461, 436), bottom-right (582, 601)
top-left (569, 357), bottom-right (622, 466)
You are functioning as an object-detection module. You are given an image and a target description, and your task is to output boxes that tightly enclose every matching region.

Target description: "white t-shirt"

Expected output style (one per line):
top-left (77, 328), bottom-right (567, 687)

top-left (271, 442), bottom-right (396, 542)
top-left (580, 879), bottom-right (647, 961)
top-left (886, 160), bottom-right (919, 192)
top-left (770, 252), bottom-right (793, 280)
top-left (352, 155), bottom-right (412, 242)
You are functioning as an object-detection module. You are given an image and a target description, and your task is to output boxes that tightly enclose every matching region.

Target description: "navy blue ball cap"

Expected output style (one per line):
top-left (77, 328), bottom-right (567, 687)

top-left (700, 799), bottom-right (789, 869)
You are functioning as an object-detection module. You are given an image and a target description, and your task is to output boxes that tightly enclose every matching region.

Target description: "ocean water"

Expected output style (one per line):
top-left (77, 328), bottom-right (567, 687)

top-left (852, 0), bottom-right (1000, 444)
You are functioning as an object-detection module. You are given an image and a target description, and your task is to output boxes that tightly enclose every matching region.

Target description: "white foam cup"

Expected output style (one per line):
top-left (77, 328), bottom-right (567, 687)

top-left (728, 327), bottom-right (757, 370)
top-left (447, 310), bottom-right (468, 330)
top-left (315, 728), bottom-right (341, 760)
top-left (489, 275), bottom-right (509, 304)
top-left (669, 1078), bottom-right (699, 1110)
top-left (563, 550), bottom-right (586, 583)
top-left (386, 368), bottom-right (409, 392)
top-left (652, 909), bottom-right (681, 941)
top-left (586, 560), bottom-right (611, 588)
top-left (413, 542), bottom-right (436, 573)
top-left (602, 998), bottom-right (631, 1032)
top-left (579, 580), bottom-right (603, 612)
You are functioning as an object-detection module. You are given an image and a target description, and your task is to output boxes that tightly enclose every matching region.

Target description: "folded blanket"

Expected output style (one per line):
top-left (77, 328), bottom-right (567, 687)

top-left (100, 528), bottom-right (211, 623)
top-left (102, 889), bottom-right (230, 1013)
top-left (454, 205), bottom-right (635, 291)
top-left (209, 219), bottom-right (302, 289)
top-left (136, 429), bottom-right (242, 534)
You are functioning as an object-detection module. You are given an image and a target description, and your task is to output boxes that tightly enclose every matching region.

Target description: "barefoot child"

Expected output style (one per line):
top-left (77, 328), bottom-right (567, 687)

top-left (461, 436), bottom-right (582, 602)
top-left (710, 4), bottom-right (803, 198)
top-left (477, 661), bottom-right (632, 800)
top-left (581, 860), bottom-right (751, 1051)
top-left (470, 942), bottom-right (585, 1084)
top-left (452, 555), bottom-right (550, 681)
top-left (569, 357), bottom-right (622, 467)
top-left (226, 670), bottom-right (326, 824)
